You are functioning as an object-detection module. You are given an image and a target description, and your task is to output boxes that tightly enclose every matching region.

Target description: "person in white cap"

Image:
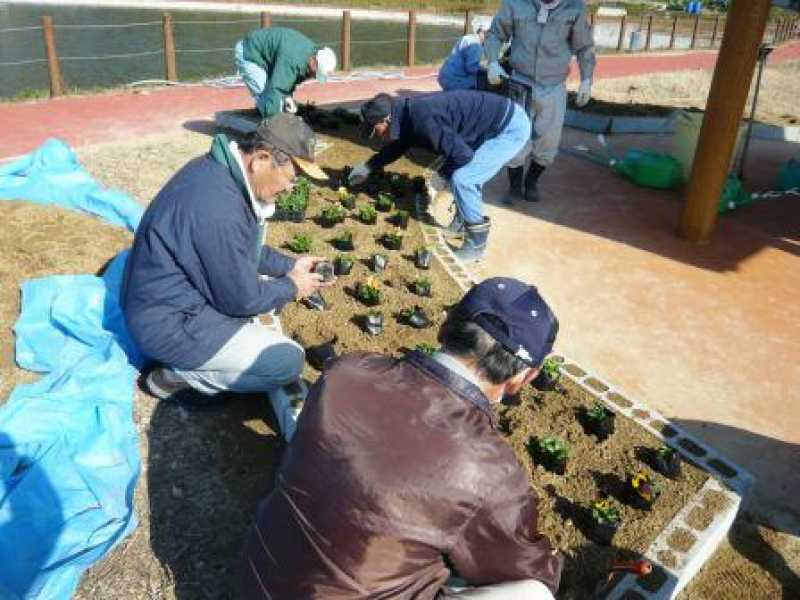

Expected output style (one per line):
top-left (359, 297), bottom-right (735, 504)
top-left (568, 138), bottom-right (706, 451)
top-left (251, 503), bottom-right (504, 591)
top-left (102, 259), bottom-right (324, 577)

top-left (485, 0), bottom-right (595, 203)
top-left (437, 15), bottom-right (493, 91)
top-left (234, 26), bottom-right (337, 118)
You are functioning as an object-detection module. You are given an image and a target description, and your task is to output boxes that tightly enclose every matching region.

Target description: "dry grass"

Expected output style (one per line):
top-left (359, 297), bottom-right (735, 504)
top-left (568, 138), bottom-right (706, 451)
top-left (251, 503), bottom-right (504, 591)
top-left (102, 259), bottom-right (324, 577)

top-left (589, 60), bottom-right (800, 126)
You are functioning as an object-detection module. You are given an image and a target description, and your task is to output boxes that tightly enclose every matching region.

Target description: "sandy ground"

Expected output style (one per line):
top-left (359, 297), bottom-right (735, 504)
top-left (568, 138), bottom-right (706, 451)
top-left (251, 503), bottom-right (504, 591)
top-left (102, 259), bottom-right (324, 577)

top-left (1, 127), bottom-right (797, 598)
top-left (587, 59), bottom-right (800, 126)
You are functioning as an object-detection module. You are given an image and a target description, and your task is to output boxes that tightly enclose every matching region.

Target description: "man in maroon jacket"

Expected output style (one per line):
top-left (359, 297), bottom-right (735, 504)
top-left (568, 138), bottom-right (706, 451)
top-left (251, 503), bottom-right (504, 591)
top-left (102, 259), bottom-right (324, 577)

top-left (241, 278), bottom-right (562, 599)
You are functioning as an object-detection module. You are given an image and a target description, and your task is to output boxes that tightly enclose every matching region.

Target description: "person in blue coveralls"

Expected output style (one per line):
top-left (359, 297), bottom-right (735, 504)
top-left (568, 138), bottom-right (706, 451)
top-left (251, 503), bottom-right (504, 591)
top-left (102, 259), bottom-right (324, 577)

top-left (437, 16), bottom-right (493, 91)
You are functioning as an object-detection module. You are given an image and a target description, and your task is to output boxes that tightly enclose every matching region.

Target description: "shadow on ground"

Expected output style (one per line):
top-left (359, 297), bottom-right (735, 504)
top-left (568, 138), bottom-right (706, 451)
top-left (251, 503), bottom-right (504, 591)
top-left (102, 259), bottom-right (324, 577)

top-left (148, 395), bottom-right (283, 599)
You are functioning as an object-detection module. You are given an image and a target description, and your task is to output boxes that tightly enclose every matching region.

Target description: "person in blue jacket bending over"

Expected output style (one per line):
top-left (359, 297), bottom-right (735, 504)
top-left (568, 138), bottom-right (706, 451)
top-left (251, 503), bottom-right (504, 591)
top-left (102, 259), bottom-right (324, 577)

top-left (437, 16), bottom-right (493, 91)
top-left (122, 114), bottom-right (331, 436)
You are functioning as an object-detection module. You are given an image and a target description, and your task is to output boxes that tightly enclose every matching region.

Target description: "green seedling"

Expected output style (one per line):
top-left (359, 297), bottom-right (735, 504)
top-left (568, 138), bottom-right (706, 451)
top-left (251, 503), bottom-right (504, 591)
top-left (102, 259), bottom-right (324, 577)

top-left (287, 233), bottom-right (313, 254)
top-left (375, 192), bottom-right (394, 212)
top-left (358, 204), bottom-right (378, 224)
top-left (414, 276), bottom-right (432, 297)
top-left (590, 498), bottom-right (621, 525)
top-left (415, 343), bottom-right (438, 356)
top-left (537, 436), bottom-right (570, 461)
top-left (321, 203), bottom-right (347, 224)
top-left (587, 401), bottom-right (612, 421)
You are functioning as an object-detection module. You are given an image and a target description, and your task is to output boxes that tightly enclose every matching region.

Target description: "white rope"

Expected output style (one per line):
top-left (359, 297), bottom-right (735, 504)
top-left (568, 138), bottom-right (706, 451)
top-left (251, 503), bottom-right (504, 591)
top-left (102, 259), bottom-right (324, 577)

top-left (0, 57), bottom-right (48, 67)
top-left (56, 21), bottom-right (161, 29)
top-left (176, 47), bottom-right (233, 54)
top-left (59, 49), bottom-right (163, 61)
top-left (173, 19), bottom-right (258, 25)
top-left (0, 25), bottom-right (43, 33)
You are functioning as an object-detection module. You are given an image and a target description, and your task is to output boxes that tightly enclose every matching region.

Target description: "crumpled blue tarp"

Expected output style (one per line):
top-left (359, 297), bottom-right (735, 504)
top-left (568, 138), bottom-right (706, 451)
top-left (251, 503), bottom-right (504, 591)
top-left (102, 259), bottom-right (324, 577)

top-left (0, 138), bottom-right (143, 231)
top-left (0, 139), bottom-right (145, 599)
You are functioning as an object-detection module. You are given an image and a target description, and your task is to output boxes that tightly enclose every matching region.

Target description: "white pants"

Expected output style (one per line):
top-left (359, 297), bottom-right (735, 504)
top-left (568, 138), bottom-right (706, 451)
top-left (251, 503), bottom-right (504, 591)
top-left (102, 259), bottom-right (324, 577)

top-left (442, 579), bottom-right (555, 599)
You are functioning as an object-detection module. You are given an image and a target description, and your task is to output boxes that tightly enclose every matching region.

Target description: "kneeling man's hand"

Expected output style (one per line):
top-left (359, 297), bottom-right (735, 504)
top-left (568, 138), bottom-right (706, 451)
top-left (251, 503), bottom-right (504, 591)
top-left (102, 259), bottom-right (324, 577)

top-left (288, 256), bottom-right (332, 298)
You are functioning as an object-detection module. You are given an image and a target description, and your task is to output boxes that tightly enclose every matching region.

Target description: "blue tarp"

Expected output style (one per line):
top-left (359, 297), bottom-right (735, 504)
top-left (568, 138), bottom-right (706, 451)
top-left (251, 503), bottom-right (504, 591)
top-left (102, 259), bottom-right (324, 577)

top-left (0, 139), bottom-right (145, 599)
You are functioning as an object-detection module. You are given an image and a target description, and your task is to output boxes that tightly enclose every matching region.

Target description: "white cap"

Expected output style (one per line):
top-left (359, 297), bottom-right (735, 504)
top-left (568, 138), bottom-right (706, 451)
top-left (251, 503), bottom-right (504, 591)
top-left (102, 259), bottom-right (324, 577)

top-left (472, 15), bottom-right (492, 35)
top-left (315, 47), bottom-right (337, 82)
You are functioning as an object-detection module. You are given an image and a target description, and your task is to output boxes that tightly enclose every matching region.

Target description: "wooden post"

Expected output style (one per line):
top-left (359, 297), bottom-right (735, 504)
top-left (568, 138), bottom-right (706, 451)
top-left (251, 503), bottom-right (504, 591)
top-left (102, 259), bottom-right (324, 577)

top-left (669, 16), bottom-right (678, 49)
top-left (617, 15), bottom-right (627, 52)
top-left (341, 10), bottom-right (351, 72)
top-left (772, 19), bottom-right (780, 43)
top-left (407, 10), bottom-right (416, 67)
top-left (464, 9), bottom-right (471, 36)
top-left (260, 11), bottom-right (271, 29)
top-left (690, 14), bottom-right (700, 48)
top-left (41, 15), bottom-right (63, 97)
top-left (645, 15), bottom-right (653, 51)
top-left (162, 13), bottom-right (177, 82)
top-left (589, 10), bottom-right (595, 29)
top-left (710, 15), bottom-right (720, 46)
top-left (678, 0), bottom-right (772, 243)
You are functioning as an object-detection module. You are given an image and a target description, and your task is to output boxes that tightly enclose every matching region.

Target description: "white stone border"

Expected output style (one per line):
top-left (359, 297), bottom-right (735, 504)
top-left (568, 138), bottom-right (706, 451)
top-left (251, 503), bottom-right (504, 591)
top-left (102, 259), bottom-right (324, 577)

top-left (422, 221), bottom-right (754, 600)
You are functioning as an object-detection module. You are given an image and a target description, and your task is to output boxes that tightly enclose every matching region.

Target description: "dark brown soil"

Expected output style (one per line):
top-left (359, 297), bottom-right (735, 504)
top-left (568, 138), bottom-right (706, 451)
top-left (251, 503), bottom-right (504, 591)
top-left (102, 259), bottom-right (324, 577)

top-left (497, 379), bottom-right (708, 599)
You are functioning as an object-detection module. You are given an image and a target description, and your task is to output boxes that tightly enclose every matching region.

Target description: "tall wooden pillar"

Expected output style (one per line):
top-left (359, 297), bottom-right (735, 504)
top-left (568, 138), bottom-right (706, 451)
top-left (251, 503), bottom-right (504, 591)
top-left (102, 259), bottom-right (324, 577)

top-left (678, 0), bottom-right (771, 243)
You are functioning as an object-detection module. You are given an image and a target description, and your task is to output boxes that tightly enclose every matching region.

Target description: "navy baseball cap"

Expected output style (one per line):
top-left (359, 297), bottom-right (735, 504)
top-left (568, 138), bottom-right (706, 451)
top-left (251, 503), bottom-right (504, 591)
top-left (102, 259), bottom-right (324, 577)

top-left (360, 93), bottom-right (393, 137)
top-left (457, 278), bottom-right (558, 367)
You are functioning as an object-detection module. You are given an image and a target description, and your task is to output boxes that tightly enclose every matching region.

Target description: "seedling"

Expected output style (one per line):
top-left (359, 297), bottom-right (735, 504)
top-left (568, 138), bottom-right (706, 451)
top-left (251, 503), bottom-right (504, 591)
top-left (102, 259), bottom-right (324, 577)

top-left (382, 230), bottom-right (403, 251)
top-left (375, 192), bottom-right (394, 212)
top-left (364, 310), bottom-right (384, 336)
top-left (532, 357), bottom-right (561, 391)
top-left (338, 186), bottom-right (356, 209)
top-left (372, 253), bottom-right (389, 273)
top-left (625, 469), bottom-right (661, 511)
top-left (358, 204), bottom-right (378, 225)
top-left (275, 189), bottom-right (307, 222)
top-left (583, 401), bottom-right (616, 441)
top-left (394, 209), bottom-right (410, 229)
top-left (414, 246), bottom-right (432, 269)
top-left (415, 342), bottom-right (438, 356)
top-left (333, 230), bottom-right (355, 251)
top-left (535, 436), bottom-right (570, 475)
top-left (334, 254), bottom-right (354, 276)
top-left (313, 260), bottom-right (335, 282)
top-left (320, 204), bottom-right (347, 227)
top-left (652, 446), bottom-right (682, 479)
top-left (414, 276), bottom-right (432, 297)
top-left (400, 306), bottom-right (432, 329)
top-left (588, 498), bottom-right (622, 546)
top-left (357, 277), bottom-right (382, 306)
top-left (287, 233), bottom-right (313, 254)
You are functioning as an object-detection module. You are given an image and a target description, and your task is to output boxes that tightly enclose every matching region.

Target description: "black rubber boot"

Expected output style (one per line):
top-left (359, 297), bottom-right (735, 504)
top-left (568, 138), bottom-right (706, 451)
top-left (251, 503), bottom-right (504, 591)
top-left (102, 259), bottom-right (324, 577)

top-left (452, 217), bottom-right (491, 263)
top-left (504, 166), bottom-right (524, 205)
top-left (524, 162), bottom-right (546, 202)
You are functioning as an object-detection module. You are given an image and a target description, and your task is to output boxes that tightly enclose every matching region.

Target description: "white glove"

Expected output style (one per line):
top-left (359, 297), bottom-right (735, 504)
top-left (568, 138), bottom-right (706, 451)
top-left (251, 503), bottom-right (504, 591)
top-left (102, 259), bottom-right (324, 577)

top-left (487, 61), bottom-right (507, 86)
top-left (576, 80), bottom-right (592, 108)
top-left (283, 96), bottom-right (298, 114)
top-left (348, 162), bottom-right (370, 186)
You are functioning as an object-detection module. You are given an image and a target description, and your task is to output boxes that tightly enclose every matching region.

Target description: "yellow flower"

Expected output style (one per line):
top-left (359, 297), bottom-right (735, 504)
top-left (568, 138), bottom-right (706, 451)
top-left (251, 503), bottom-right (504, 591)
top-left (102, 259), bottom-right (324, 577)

top-left (338, 186), bottom-right (349, 201)
top-left (365, 276), bottom-right (380, 290)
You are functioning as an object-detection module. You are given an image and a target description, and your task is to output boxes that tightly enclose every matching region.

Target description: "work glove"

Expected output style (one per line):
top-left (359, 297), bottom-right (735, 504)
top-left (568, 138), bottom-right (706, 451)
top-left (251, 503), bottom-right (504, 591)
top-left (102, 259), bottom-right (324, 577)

top-left (426, 171), bottom-right (450, 200)
top-left (348, 162), bottom-right (371, 186)
top-left (487, 61), bottom-right (507, 87)
top-left (575, 80), bottom-right (592, 108)
top-left (283, 96), bottom-right (298, 114)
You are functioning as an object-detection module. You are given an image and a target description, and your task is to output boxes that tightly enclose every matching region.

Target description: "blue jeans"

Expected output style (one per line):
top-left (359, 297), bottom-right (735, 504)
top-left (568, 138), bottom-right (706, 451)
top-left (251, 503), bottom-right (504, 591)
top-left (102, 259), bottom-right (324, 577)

top-left (451, 102), bottom-right (532, 224)
top-left (235, 40), bottom-right (267, 98)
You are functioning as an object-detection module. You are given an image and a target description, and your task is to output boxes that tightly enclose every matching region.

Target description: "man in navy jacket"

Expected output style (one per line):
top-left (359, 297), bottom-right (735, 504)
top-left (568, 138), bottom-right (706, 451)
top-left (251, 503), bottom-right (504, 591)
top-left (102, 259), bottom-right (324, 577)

top-left (123, 114), bottom-right (330, 420)
top-left (348, 91), bottom-right (530, 262)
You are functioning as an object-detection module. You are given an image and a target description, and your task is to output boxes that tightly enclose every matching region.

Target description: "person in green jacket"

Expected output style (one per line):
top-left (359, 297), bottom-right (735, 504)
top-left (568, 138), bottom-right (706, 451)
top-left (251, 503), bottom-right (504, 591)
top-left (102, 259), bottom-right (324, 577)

top-left (235, 27), bottom-right (337, 118)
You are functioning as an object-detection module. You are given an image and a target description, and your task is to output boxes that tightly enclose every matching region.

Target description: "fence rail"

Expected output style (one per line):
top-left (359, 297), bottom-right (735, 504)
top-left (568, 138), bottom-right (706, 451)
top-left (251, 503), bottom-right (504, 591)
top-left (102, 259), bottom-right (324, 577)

top-left (1, 9), bottom-right (798, 98)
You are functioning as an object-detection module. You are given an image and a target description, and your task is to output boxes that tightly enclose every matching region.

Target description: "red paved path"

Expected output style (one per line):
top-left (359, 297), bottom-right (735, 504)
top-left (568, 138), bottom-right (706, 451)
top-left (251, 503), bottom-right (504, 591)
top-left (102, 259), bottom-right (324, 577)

top-left (1, 42), bottom-right (798, 159)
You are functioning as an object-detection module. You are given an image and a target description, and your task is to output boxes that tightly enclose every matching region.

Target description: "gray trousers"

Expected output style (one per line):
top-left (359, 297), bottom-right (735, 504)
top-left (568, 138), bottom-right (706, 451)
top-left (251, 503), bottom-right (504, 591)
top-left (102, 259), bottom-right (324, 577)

top-left (508, 74), bottom-right (567, 169)
top-left (174, 320), bottom-right (304, 396)
top-left (442, 579), bottom-right (555, 599)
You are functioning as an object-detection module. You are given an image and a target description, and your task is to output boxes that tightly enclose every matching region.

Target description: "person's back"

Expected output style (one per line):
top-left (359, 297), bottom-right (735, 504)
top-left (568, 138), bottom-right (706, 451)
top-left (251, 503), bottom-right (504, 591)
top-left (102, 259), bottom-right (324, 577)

top-left (241, 349), bottom-right (561, 598)
top-left (241, 26), bottom-right (315, 71)
top-left (438, 34), bottom-right (483, 90)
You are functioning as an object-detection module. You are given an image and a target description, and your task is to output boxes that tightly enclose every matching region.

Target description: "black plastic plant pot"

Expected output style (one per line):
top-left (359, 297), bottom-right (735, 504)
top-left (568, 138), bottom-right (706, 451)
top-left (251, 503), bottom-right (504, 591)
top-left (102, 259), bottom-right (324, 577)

top-left (532, 370), bottom-right (559, 391)
top-left (303, 291), bottom-right (328, 312)
top-left (540, 454), bottom-right (567, 476)
top-left (357, 285), bottom-right (381, 307)
top-left (334, 238), bottom-right (355, 251)
top-left (321, 217), bottom-right (342, 229)
top-left (405, 306), bottom-right (432, 329)
top-left (395, 212), bottom-right (410, 229)
top-left (414, 250), bottom-right (432, 269)
top-left (585, 412), bottom-right (616, 441)
top-left (588, 519), bottom-right (619, 546)
top-left (306, 340), bottom-right (337, 371)
top-left (625, 479), bottom-right (657, 511)
top-left (341, 196), bottom-right (356, 209)
top-left (415, 283), bottom-right (432, 297)
top-left (372, 254), bottom-right (388, 273)
top-left (652, 450), bottom-right (682, 479)
top-left (364, 313), bottom-right (384, 336)
top-left (376, 200), bottom-right (393, 213)
top-left (412, 175), bottom-right (426, 194)
top-left (361, 214), bottom-right (377, 225)
top-left (383, 235), bottom-right (403, 251)
top-left (288, 209), bottom-right (306, 223)
top-left (313, 261), bottom-right (335, 283)
top-left (334, 260), bottom-right (353, 276)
